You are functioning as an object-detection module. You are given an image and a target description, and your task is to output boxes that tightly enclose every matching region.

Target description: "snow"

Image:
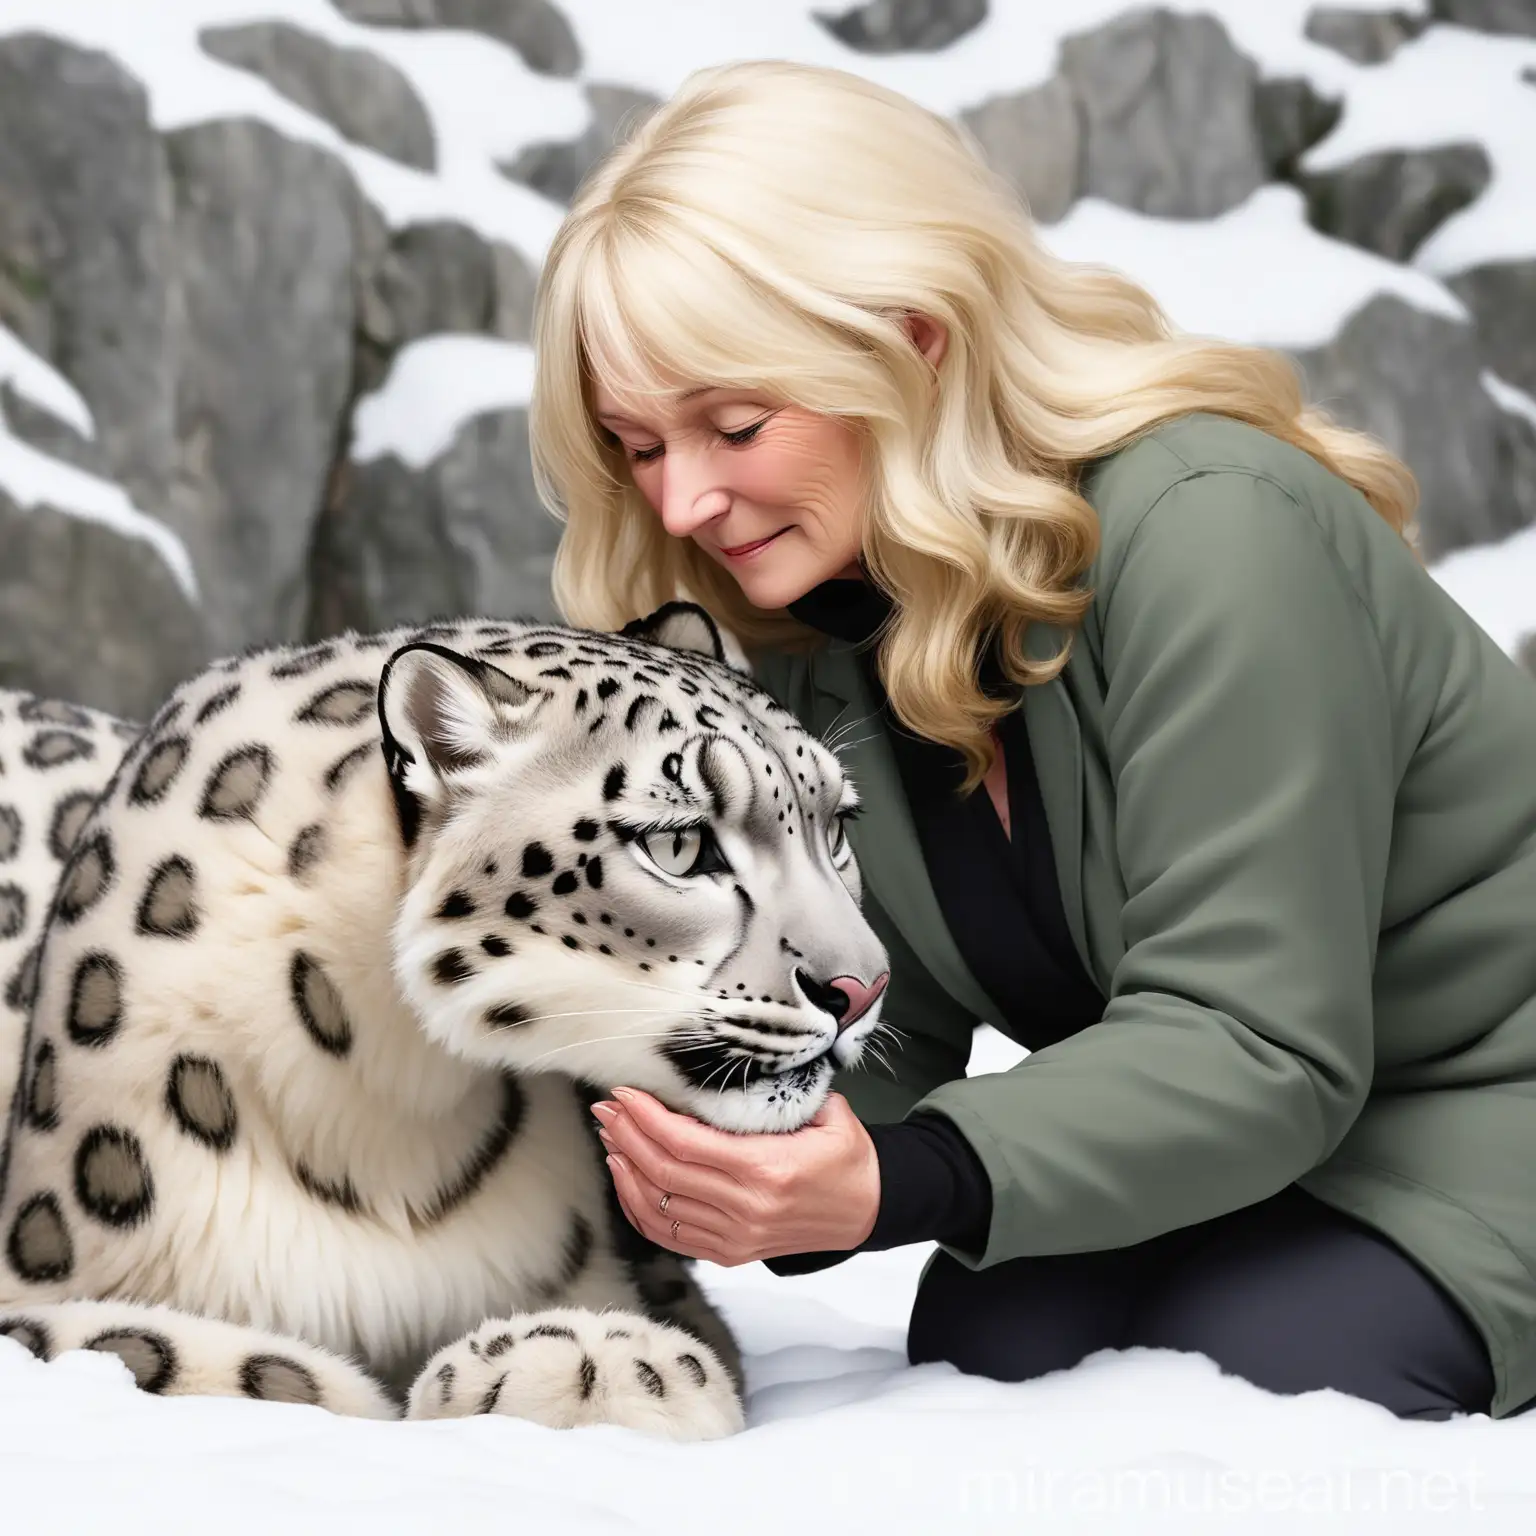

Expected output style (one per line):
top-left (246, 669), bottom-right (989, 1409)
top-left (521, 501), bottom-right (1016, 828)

top-left (351, 335), bottom-right (534, 469)
top-left (1427, 521), bottom-right (1536, 659)
top-left (0, 322), bottom-right (198, 596)
top-left (0, 324), bottom-right (95, 438)
top-left (1483, 371), bottom-right (1536, 431)
top-left (0, 416), bottom-right (199, 602)
top-left (496, 0), bottom-right (1383, 113)
top-left (1297, 23), bottom-right (1536, 276)
top-left (0, 0), bottom-right (572, 256)
top-left (1, 2), bottom-right (1535, 1526)
top-left (1041, 184), bottom-right (1466, 349)
top-left (5, 1294), bottom-right (1532, 1536)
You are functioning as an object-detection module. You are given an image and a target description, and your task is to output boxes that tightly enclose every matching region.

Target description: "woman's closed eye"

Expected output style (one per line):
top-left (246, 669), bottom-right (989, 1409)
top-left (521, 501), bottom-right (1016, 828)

top-left (604, 419), bottom-right (767, 464)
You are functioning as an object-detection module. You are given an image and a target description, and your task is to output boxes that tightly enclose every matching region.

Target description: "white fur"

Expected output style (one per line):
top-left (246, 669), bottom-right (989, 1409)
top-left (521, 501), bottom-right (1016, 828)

top-left (0, 612), bottom-right (889, 1436)
top-left (409, 1306), bottom-right (743, 1439)
top-left (0, 694), bottom-right (136, 1120)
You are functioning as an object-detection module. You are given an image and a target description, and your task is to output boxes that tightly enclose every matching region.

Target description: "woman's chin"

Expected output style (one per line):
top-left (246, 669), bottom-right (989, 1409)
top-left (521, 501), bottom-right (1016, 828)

top-left (730, 562), bottom-right (799, 611)
top-left (729, 547), bottom-right (844, 611)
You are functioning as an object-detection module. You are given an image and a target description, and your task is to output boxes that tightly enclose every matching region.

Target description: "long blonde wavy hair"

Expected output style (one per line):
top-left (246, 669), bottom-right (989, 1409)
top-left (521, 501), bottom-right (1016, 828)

top-left (530, 58), bottom-right (1420, 794)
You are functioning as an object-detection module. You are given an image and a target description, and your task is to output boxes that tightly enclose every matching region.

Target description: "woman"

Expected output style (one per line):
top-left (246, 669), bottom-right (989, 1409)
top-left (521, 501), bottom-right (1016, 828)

top-left (527, 59), bottom-right (1536, 1421)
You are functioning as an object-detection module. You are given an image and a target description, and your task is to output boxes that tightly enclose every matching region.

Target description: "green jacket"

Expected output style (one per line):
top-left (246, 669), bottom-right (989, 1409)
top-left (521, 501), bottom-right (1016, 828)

top-left (751, 413), bottom-right (1536, 1419)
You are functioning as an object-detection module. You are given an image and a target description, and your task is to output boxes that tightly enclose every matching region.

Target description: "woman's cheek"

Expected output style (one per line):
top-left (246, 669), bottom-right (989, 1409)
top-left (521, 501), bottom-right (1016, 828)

top-left (626, 462), bottom-right (659, 510)
top-left (626, 432), bottom-right (801, 514)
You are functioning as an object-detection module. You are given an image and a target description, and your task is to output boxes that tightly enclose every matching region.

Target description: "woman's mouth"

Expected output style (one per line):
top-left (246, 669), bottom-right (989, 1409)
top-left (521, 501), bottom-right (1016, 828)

top-left (719, 529), bottom-right (787, 560)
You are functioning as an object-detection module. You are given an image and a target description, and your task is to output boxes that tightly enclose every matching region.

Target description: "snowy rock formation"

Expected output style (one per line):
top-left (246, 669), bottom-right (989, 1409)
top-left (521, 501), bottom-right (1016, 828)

top-left (0, 0), bottom-right (1532, 713)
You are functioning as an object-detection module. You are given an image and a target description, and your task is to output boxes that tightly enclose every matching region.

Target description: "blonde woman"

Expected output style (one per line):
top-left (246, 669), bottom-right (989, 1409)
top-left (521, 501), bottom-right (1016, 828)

top-left (529, 59), bottom-right (1536, 1421)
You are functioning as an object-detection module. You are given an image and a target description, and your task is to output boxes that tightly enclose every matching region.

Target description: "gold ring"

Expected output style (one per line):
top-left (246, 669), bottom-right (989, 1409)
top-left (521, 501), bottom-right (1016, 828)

top-left (658, 1191), bottom-right (671, 1214)
top-left (671, 1218), bottom-right (681, 1241)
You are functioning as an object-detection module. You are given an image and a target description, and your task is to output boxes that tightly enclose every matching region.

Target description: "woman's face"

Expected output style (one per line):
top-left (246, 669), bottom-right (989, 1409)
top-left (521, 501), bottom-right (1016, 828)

top-left (590, 378), bottom-right (868, 611)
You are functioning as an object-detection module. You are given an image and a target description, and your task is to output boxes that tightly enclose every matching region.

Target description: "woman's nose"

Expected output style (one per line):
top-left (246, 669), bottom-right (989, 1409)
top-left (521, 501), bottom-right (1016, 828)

top-left (658, 452), bottom-right (730, 540)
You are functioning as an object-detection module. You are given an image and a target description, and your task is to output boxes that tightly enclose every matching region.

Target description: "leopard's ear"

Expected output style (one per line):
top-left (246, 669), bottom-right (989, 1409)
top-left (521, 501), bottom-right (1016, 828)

top-left (620, 601), bottom-right (751, 676)
top-left (377, 642), bottom-right (548, 845)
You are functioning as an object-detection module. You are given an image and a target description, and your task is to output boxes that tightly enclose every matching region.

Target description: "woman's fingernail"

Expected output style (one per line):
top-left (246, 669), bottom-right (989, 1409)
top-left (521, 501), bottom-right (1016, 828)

top-left (611, 1087), bottom-right (634, 1102)
top-left (597, 1127), bottom-right (613, 1145)
top-left (590, 1102), bottom-right (617, 1121)
top-left (607, 1152), bottom-right (627, 1173)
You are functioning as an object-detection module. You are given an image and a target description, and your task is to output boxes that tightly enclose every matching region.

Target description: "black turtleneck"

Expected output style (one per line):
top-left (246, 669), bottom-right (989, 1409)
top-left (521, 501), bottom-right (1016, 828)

top-left (764, 576), bottom-right (1106, 1274)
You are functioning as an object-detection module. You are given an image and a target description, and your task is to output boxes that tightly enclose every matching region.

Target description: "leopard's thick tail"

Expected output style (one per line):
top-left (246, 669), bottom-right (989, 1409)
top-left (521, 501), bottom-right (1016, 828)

top-left (0, 1298), bottom-right (396, 1418)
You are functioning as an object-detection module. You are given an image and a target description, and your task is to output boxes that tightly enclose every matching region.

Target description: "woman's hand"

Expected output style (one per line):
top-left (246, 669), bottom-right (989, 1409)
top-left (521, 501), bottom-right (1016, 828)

top-left (588, 1086), bottom-right (881, 1266)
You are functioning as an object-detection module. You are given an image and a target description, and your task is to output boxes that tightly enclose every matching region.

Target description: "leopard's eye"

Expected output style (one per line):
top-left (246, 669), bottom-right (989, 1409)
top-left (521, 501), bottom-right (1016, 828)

top-left (829, 811), bottom-right (856, 869)
top-left (635, 825), bottom-right (730, 878)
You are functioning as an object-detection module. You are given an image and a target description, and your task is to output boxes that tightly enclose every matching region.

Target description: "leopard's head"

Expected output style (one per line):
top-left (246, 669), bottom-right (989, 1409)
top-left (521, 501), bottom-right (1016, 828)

top-left (381, 603), bottom-right (891, 1133)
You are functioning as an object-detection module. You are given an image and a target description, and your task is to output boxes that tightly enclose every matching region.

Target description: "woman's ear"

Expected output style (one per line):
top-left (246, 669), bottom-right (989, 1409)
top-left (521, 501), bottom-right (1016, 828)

top-left (902, 311), bottom-right (949, 371)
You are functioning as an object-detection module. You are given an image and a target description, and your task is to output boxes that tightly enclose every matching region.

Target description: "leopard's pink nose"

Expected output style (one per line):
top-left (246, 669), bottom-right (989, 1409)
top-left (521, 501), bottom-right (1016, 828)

top-left (828, 971), bottom-right (889, 1031)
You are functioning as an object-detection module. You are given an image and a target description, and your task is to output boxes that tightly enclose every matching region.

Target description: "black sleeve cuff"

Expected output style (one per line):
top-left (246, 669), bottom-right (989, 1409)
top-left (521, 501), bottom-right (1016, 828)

top-left (762, 1247), bottom-right (856, 1276)
top-left (860, 1112), bottom-right (993, 1252)
top-left (763, 1112), bottom-right (993, 1276)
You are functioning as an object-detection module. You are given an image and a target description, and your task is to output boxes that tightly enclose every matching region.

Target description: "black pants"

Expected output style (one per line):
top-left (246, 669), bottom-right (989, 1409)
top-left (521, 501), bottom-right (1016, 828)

top-left (907, 1184), bottom-right (1496, 1420)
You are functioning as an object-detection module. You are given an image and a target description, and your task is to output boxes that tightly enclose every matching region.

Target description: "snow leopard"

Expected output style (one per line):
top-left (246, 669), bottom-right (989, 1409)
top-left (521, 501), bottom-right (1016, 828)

top-left (0, 602), bottom-right (891, 1440)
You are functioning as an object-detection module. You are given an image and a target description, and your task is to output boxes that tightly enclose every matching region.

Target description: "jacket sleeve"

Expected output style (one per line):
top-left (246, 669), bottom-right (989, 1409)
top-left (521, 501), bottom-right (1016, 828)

top-left (909, 468), bottom-right (1396, 1271)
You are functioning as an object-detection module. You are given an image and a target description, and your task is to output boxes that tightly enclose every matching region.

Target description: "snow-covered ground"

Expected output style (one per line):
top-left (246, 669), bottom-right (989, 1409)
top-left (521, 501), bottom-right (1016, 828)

top-left (3, 2), bottom-right (1536, 1530)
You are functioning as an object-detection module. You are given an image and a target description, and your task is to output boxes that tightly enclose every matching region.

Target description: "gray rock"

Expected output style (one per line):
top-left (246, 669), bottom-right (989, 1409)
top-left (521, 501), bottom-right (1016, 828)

top-left (1507, 416), bottom-right (1536, 549)
top-left (0, 34), bottom-right (178, 517)
top-left (958, 75), bottom-right (1081, 225)
top-left (1289, 293), bottom-right (1536, 560)
top-left (163, 118), bottom-right (363, 655)
top-left (0, 30), bottom-right (550, 707)
top-left (1058, 8), bottom-right (1268, 219)
top-left (351, 217), bottom-right (539, 392)
top-left (961, 15), bottom-right (1340, 222)
top-left (1296, 142), bottom-right (1492, 263)
top-left (490, 241), bottom-right (539, 344)
top-left (1303, 7), bottom-right (1430, 64)
top-left (0, 383), bottom-right (108, 478)
top-left (308, 407), bottom-right (562, 638)
top-left (331, 0), bottom-right (433, 15)
top-left (1429, 0), bottom-right (1536, 36)
top-left (812, 0), bottom-right (989, 53)
top-left (356, 220), bottom-right (499, 394)
top-left (1254, 76), bottom-right (1344, 178)
top-left (0, 487), bottom-right (207, 719)
top-left (199, 20), bottom-right (437, 171)
top-left (1445, 258), bottom-right (1536, 396)
top-left (498, 82), bottom-right (662, 206)
top-left (329, 0), bottom-right (581, 76)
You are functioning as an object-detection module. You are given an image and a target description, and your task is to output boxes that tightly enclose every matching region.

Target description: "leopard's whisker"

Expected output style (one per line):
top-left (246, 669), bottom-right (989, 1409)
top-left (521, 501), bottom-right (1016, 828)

top-left (829, 732), bottom-right (880, 758)
top-left (819, 699), bottom-right (856, 745)
top-left (822, 706), bottom-right (881, 753)
top-left (519, 1025), bottom-right (717, 1069)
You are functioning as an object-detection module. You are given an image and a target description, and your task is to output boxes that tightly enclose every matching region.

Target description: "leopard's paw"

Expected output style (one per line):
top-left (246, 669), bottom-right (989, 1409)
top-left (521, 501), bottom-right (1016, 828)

top-left (406, 1307), bottom-right (743, 1440)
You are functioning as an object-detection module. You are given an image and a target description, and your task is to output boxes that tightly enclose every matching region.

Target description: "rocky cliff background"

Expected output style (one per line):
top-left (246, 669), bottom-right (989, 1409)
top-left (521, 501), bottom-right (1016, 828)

top-left (0, 0), bottom-right (1533, 721)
